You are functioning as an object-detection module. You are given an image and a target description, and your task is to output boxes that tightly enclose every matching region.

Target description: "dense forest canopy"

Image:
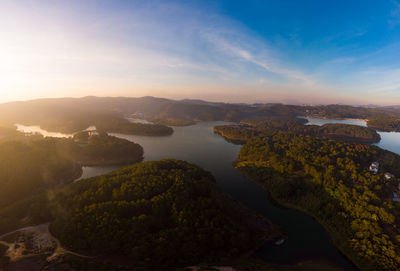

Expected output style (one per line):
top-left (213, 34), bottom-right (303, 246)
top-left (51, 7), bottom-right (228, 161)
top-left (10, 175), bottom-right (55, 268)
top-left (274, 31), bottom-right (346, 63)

top-left (367, 116), bottom-right (400, 132)
top-left (316, 123), bottom-right (381, 142)
top-left (0, 131), bottom-right (143, 210)
top-left (0, 140), bottom-right (80, 209)
top-left (214, 116), bottom-right (381, 144)
top-left (236, 133), bottom-right (400, 271)
top-left (56, 131), bottom-right (144, 166)
top-left (48, 159), bottom-right (272, 269)
top-left (93, 115), bottom-right (173, 136)
top-left (0, 126), bottom-right (20, 140)
top-left (1, 96), bottom-right (400, 270)
top-left (214, 125), bottom-right (260, 143)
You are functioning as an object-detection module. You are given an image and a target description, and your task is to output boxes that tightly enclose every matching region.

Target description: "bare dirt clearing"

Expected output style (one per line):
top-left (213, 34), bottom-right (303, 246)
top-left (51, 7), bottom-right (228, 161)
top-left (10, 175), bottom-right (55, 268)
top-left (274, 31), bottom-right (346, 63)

top-left (0, 223), bottom-right (91, 263)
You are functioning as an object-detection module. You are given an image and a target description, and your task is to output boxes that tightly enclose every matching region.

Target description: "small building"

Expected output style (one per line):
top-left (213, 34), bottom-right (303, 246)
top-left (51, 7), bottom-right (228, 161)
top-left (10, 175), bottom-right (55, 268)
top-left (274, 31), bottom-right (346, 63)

top-left (384, 172), bottom-right (395, 180)
top-left (87, 130), bottom-right (99, 137)
top-left (369, 162), bottom-right (379, 174)
top-left (393, 192), bottom-right (400, 202)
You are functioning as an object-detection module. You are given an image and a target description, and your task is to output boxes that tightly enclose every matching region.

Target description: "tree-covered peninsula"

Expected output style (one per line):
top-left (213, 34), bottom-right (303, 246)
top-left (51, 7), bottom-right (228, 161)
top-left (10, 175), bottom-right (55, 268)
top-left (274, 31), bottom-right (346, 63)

top-left (94, 115), bottom-right (173, 136)
top-left (236, 133), bottom-right (400, 271)
top-left (367, 116), bottom-right (400, 132)
top-left (0, 131), bottom-right (143, 210)
top-left (0, 159), bottom-right (278, 270)
top-left (0, 140), bottom-right (80, 209)
top-left (66, 130), bottom-right (143, 165)
top-left (214, 116), bottom-right (381, 144)
top-left (49, 159), bottom-right (277, 269)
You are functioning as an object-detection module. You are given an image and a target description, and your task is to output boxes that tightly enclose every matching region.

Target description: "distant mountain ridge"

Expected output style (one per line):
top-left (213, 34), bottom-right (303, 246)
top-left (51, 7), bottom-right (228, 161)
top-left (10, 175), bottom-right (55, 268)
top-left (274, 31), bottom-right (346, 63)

top-left (1, 96), bottom-right (400, 132)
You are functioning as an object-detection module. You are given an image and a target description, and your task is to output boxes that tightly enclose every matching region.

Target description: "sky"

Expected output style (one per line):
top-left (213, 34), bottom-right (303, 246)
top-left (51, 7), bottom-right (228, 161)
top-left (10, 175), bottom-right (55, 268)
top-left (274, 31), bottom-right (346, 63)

top-left (1, 0), bottom-right (400, 105)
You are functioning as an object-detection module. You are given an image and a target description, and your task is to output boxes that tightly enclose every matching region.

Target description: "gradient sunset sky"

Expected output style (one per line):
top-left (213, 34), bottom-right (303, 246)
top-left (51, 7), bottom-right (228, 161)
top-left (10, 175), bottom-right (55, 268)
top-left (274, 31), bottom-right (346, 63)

top-left (1, 0), bottom-right (400, 104)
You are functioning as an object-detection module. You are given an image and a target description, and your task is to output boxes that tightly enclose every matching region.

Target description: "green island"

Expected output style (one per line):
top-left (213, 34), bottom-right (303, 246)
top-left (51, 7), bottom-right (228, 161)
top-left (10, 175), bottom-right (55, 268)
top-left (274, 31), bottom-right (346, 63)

top-left (235, 132), bottom-right (400, 271)
top-left (69, 130), bottom-right (143, 165)
top-left (94, 115), bottom-right (174, 136)
top-left (214, 117), bottom-right (381, 144)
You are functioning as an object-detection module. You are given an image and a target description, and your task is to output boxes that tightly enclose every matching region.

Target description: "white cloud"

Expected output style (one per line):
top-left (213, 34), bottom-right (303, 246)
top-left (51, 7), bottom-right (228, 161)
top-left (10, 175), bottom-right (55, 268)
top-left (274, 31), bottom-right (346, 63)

top-left (200, 30), bottom-right (316, 85)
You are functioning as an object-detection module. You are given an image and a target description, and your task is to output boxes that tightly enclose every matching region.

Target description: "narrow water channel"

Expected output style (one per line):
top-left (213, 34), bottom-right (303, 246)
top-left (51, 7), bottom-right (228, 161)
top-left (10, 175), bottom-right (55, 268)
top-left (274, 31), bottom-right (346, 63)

top-left (108, 121), bottom-right (358, 270)
top-left (21, 120), bottom-right (400, 269)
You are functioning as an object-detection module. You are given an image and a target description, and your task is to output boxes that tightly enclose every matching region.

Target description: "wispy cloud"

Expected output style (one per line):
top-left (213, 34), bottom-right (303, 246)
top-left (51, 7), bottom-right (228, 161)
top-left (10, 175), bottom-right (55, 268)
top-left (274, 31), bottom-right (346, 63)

top-left (200, 30), bottom-right (317, 86)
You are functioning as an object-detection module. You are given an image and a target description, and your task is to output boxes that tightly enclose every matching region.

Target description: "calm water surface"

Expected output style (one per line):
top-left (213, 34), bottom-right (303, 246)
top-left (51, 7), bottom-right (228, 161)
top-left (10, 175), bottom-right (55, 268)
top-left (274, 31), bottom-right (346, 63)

top-left (303, 117), bottom-right (368, 127)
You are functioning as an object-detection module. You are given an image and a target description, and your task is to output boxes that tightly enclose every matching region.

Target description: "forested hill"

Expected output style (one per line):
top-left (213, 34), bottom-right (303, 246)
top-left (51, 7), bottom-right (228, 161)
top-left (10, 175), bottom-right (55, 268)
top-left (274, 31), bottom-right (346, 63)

top-left (57, 131), bottom-right (144, 166)
top-left (1, 96), bottom-right (400, 133)
top-left (48, 159), bottom-right (276, 269)
top-left (0, 96), bottom-right (245, 133)
top-left (236, 133), bottom-right (400, 271)
top-left (0, 131), bottom-right (143, 210)
top-left (0, 140), bottom-right (80, 209)
top-left (316, 123), bottom-right (381, 142)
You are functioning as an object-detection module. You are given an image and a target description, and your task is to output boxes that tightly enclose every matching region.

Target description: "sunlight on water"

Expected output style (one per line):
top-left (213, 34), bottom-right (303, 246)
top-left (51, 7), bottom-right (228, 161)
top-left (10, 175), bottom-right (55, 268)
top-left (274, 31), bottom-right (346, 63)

top-left (302, 117), bottom-right (367, 127)
top-left (14, 124), bottom-right (98, 138)
top-left (15, 124), bottom-right (73, 138)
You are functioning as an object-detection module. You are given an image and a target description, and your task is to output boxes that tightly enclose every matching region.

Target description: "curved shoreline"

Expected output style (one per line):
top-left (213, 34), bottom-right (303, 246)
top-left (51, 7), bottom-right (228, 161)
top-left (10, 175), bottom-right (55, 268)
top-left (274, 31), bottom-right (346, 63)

top-left (237, 168), bottom-right (361, 270)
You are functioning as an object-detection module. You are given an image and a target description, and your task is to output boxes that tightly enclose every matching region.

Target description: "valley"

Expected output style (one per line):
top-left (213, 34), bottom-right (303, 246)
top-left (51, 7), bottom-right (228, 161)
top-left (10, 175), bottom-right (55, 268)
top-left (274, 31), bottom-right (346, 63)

top-left (1, 98), bottom-right (400, 270)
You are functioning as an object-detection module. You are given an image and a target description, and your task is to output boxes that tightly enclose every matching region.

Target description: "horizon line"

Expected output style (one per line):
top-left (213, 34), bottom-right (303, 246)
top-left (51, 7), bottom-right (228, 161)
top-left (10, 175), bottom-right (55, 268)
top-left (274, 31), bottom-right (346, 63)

top-left (0, 95), bottom-right (397, 108)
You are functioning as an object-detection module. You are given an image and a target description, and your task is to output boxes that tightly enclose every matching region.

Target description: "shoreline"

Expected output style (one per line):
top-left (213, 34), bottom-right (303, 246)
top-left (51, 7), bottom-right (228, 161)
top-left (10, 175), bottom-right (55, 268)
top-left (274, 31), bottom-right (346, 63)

top-left (235, 166), bottom-right (361, 271)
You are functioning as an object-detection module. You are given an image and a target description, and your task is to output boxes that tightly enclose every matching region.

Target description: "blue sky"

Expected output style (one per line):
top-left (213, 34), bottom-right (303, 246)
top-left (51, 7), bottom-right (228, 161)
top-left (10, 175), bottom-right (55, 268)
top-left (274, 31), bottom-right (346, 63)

top-left (1, 0), bottom-right (400, 104)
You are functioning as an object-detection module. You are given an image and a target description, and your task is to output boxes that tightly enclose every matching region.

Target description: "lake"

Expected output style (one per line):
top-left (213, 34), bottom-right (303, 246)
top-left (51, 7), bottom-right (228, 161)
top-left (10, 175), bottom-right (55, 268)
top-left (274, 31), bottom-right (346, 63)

top-left (303, 117), bottom-right (400, 155)
top-left (18, 122), bottom-right (356, 269)
top-left (16, 118), bottom-right (400, 268)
